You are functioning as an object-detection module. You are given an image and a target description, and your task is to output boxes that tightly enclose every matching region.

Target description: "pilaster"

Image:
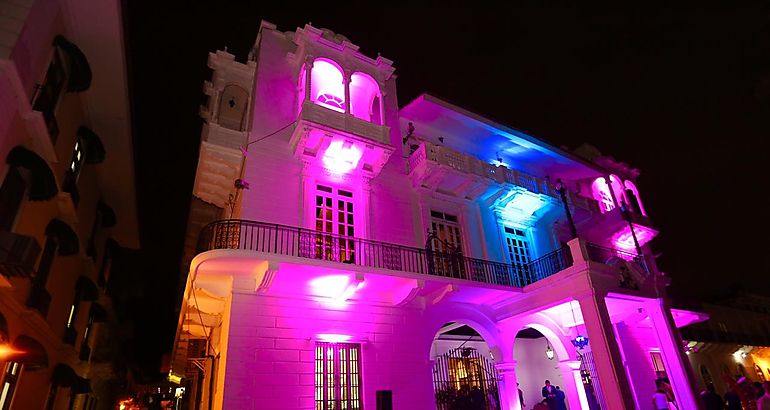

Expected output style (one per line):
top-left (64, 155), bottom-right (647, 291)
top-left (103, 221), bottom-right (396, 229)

top-left (495, 361), bottom-right (522, 410)
top-left (577, 292), bottom-right (635, 409)
top-left (646, 298), bottom-right (703, 410)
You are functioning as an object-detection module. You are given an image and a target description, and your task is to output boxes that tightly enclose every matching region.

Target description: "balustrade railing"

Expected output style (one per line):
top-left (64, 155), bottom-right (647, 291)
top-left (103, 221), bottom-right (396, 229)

top-left (197, 220), bottom-right (574, 288)
top-left (407, 142), bottom-right (600, 213)
top-left (584, 243), bottom-right (651, 275)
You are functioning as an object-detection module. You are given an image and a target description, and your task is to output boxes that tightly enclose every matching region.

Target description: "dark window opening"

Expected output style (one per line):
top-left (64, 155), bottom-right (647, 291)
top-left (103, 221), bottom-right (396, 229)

top-left (0, 167), bottom-right (26, 231)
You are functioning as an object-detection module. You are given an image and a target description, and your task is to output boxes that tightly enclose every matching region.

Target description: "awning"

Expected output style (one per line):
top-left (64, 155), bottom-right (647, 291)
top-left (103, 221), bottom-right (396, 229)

top-left (89, 302), bottom-right (108, 322)
top-left (0, 311), bottom-right (8, 343)
top-left (13, 335), bottom-right (48, 370)
top-left (76, 276), bottom-right (99, 302)
top-left (6, 146), bottom-right (58, 201)
top-left (45, 219), bottom-right (79, 256)
top-left (78, 127), bottom-right (105, 164)
top-left (97, 201), bottom-right (116, 227)
top-left (53, 35), bottom-right (92, 92)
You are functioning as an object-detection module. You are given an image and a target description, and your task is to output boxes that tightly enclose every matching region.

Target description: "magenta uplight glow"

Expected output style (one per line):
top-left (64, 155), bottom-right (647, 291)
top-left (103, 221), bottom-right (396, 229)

top-left (310, 58), bottom-right (345, 113)
top-left (611, 223), bottom-right (658, 254)
top-left (322, 140), bottom-right (362, 173)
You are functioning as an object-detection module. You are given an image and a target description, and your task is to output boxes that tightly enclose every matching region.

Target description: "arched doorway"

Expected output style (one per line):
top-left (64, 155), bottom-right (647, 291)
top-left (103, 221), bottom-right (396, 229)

top-left (514, 327), bottom-right (570, 408)
top-left (431, 322), bottom-right (499, 410)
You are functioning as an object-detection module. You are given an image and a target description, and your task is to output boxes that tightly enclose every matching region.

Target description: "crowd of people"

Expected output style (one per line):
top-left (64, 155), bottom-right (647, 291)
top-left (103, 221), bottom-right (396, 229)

top-left (699, 378), bottom-right (770, 410)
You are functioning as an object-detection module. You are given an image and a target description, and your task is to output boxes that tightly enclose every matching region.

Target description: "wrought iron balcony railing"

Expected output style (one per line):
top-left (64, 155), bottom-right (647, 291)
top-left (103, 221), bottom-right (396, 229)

top-left (197, 219), bottom-right (573, 288)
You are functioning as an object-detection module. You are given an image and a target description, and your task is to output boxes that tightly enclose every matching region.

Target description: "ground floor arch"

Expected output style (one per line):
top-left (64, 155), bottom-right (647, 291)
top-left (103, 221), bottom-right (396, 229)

top-left (430, 322), bottom-right (500, 410)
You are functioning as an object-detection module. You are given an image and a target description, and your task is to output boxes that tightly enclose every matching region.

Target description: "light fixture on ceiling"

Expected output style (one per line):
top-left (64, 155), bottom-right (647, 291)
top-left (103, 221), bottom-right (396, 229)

top-left (545, 339), bottom-right (554, 360)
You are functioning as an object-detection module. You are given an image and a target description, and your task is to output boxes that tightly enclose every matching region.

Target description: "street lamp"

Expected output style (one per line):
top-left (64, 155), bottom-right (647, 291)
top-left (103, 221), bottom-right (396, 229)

top-left (0, 344), bottom-right (22, 360)
top-left (555, 179), bottom-right (578, 239)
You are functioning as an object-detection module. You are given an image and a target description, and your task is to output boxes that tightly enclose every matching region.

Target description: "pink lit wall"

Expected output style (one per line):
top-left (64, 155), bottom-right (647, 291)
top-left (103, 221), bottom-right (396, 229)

top-left (222, 293), bottom-right (437, 409)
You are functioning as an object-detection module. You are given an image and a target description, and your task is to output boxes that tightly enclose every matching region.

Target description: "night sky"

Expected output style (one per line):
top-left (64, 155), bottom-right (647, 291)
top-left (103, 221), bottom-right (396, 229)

top-left (123, 2), bottom-right (770, 377)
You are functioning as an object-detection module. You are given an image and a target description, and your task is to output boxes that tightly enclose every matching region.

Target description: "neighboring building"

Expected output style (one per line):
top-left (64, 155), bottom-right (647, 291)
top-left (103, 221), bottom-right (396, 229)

top-left (682, 292), bottom-right (770, 396)
top-left (0, 0), bottom-right (138, 409)
top-left (170, 21), bottom-right (707, 410)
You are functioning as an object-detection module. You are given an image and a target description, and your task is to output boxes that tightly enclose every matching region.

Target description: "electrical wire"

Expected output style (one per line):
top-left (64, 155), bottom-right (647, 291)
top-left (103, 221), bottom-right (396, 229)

top-left (243, 120), bottom-right (296, 148)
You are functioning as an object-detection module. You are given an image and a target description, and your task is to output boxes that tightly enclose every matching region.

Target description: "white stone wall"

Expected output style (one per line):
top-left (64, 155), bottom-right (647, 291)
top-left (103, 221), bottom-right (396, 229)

top-left (223, 292), bottom-right (437, 409)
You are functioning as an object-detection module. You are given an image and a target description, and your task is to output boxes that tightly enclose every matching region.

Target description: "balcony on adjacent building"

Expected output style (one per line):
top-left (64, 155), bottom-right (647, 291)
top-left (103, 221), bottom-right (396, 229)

top-left (195, 219), bottom-right (648, 291)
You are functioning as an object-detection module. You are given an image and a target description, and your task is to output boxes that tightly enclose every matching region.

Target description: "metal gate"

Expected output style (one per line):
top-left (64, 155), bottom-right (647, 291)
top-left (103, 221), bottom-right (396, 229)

top-left (433, 347), bottom-right (499, 410)
top-left (579, 351), bottom-right (606, 410)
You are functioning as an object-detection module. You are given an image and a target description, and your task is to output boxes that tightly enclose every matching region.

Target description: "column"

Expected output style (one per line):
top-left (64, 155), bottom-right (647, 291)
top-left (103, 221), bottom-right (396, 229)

top-left (557, 360), bottom-right (589, 410)
top-left (304, 56), bottom-right (314, 103)
top-left (646, 298), bottom-right (701, 410)
top-left (577, 293), bottom-right (635, 409)
top-left (343, 70), bottom-right (351, 114)
top-left (494, 362), bottom-right (522, 410)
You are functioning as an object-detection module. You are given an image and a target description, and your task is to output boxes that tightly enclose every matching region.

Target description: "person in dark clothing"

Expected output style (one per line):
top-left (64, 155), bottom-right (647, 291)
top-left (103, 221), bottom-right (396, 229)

top-left (755, 381), bottom-right (766, 399)
top-left (725, 387), bottom-right (743, 410)
top-left (554, 386), bottom-right (568, 410)
top-left (700, 383), bottom-right (725, 410)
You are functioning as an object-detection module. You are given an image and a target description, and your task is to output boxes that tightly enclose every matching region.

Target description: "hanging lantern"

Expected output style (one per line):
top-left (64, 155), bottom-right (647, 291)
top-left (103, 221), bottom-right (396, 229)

top-left (545, 339), bottom-right (555, 360)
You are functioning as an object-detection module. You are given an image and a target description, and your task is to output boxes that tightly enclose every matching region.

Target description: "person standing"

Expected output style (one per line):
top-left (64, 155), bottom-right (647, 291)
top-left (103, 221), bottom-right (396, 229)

top-left (725, 387), bottom-right (743, 410)
top-left (518, 383), bottom-right (525, 409)
top-left (700, 383), bottom-right (725, 410)
top-left (554, 386), bottom-right (567, 410)
top-left (542, 380), bottom-right (556, 408)
top-left (757, 381), bottom-right (770, 410)
top-left (654, 380), bottom-right (672, 410)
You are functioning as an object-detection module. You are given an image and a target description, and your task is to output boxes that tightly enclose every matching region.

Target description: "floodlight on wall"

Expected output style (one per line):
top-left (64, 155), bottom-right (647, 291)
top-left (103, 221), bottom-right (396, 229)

top-left (545, 339), bottom-right (555, 360)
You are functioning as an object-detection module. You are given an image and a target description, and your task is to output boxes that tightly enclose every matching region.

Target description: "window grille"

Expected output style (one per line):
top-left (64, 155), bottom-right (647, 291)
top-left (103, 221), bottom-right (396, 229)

top-left (315, 342), bottom-right (362, 410)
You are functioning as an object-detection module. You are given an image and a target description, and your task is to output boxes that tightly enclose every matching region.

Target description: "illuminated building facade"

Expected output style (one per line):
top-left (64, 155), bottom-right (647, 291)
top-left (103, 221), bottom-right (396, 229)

top-left (682, 292), bottom-right (770, 396)
top-left (0, 0), bottom-right (138, 408)
top-left (172, 21), bottom-right (706, 409)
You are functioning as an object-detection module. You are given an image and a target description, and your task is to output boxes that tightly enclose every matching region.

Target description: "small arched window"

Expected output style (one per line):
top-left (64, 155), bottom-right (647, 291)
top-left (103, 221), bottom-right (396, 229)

top-left (218, 84), bottom-right (249, 131)
top-left (591, 177), bottom-right (616, 213)
top-left (310, 58), bottom-right (345, 113)
top-left (349, 72), bottom-right (381, 124)
top-left (623, 180), bottom-right (646, 216)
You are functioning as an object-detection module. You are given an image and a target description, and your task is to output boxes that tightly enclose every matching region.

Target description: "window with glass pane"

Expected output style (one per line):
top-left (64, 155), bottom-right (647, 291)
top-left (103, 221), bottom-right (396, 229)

top-left (314, 185), bottom-right (355, 263)
top-left (429, 211), bottom-right (464, 278)
top-left (504, 227), bottom-right (531, 277)
top-left (315, 342), bottom-right (362, 410)
top-left (0, 361), bottom-right (22, 410)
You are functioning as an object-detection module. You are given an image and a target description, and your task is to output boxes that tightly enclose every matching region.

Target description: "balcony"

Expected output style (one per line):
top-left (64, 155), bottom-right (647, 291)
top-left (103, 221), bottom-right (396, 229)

top-left (580, 206), bottom-right (658, 254)
top-left (408, 142), bottom-right (600, 217)
top-left (289, 101), bottom-right (394, 178)
top-left (197, 219), bottom-right (577, 288)
top-left (0, 231), bottom-right (42, 280)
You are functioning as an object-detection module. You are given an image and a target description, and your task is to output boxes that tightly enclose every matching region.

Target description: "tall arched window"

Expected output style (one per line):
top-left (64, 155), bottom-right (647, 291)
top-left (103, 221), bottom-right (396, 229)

top-left (349, 72), bottom-right (381, 124)
top-left (591, 177), bottom-right (616, 213)
top-left (310, 58), bottom-right (345, 113)
top-left (608, 174), bottom-right (626, 207)
top-left (623, 180), bottom-right (646, 216)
